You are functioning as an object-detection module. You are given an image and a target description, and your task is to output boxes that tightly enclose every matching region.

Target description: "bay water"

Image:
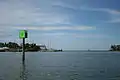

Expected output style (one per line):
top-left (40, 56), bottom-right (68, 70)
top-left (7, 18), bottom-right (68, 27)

top-left (0, 51), bottom-right (120, 80)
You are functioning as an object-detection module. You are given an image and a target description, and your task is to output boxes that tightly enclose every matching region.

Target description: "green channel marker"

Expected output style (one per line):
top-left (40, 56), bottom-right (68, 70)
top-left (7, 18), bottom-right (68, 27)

top-left (19, 30), bottom-right (28, 63)
top-left (19, 30), bottom-right (27, 39)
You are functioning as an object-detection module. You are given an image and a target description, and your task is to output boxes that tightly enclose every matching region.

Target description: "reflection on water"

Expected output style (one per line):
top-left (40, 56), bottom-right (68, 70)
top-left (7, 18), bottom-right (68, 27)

top-left (20, 61), bottom-right (27, 80)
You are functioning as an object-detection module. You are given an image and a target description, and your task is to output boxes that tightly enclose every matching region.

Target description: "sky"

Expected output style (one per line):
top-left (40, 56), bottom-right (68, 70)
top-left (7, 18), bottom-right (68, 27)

top-left (0, 0), bottom-right (120, 50)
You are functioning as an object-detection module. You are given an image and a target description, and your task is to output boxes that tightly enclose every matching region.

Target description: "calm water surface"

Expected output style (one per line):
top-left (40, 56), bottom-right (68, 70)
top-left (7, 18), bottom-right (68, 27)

top-left (0, 52), bottom-right (120, 80)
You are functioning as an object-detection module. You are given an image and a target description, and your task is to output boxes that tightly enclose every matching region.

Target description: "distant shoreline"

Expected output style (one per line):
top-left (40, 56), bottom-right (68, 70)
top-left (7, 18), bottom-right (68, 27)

top-left (0, 50), bottom-right (120, 52)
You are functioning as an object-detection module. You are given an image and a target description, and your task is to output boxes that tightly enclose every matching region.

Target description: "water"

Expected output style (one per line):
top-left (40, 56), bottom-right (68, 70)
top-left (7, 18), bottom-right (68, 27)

top-left (0, 52), bottom-right (120, 80)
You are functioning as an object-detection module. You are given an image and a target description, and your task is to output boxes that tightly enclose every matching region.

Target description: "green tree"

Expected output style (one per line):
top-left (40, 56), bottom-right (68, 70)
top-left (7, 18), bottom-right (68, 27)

top-left (0, 42), bottom-right (5, 47)
top-left (110, 45), bottom-right (120, 51)
top-left (7, 42), bottom-right (19, 49)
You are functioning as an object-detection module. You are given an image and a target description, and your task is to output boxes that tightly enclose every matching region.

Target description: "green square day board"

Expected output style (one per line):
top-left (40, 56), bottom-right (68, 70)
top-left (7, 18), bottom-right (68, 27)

top-left (19, 30), bottom-right (27, 39)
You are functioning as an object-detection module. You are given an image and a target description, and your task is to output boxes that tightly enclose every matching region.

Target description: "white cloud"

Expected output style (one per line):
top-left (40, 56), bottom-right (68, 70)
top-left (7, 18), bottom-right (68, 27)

top-left (0, 0), bottom-right (72, 39)
top-left (42, 33), bottom-right (66, 36)
top-left (13, 26), bottom-right (96, 31)
top-left (53, 1), bottom-right (78, 10)
top-left (73, 34), bottom-right (108, 38)
top-left (80, 7), bottom-right (120, 15)
top-left (0, 32), bottom-right (12, 38)
top-left (71, 33), bottom-right (108, 38)
top-left (0, 0), bottom-right (69, 26)
top-left (0, 27), bottom-right (13, 38)
top-left (80, 7), bottom-right (120, 23)
top-left (52, 3), bottom-right (120, 15)
top-left (107, 19), bottom-right (120, 23)
top-left (31, 32), bottom-right (108, 39)
top-left (51, 3), bottom-right (120, 23)
top-left (0, 0), bottom-right (98, 39)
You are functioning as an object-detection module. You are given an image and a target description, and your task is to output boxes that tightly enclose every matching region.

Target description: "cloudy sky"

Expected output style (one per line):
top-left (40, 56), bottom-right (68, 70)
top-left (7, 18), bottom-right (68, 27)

top-left (0, 0), bottom-right (120, 50)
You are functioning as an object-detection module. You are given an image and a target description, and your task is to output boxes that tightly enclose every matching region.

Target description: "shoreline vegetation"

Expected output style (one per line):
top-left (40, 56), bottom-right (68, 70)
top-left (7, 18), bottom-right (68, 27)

top-left (0, 42), bottom-right (119, 52)
top-left (110, 45), bottom-right (120, 51)
top-left (0, 42), bottom-right (62, 52)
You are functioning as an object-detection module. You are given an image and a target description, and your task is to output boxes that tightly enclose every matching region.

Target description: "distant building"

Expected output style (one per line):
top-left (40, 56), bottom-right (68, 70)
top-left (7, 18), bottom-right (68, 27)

top-left (38, 44), bottom-right (47, 51)
top-left (0, 47), bottom-right (9, 52)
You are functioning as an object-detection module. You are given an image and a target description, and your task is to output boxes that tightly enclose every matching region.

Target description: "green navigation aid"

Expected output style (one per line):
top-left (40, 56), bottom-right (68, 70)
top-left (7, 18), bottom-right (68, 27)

top-left (19, 30), bottom-right (27, 39)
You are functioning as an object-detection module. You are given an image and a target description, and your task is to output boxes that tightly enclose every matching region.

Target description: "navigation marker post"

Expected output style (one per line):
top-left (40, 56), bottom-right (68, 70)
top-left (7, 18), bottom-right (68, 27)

top-left (19, 30), bottom-right (28, 63)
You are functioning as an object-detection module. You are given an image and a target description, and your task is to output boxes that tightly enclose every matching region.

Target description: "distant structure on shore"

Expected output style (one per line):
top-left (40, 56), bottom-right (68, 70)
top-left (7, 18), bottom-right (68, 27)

top-left (0, 47), bottom-right (9, 52)
top-left (38, 44), bottom-right (62, 52)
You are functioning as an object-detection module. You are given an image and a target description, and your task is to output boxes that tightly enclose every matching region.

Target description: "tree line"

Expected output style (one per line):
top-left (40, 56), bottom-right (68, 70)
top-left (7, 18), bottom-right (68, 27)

top-left (110, 45), bottom-right (120, 51)
top-left (0, 42), bottom-right (41, 52)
